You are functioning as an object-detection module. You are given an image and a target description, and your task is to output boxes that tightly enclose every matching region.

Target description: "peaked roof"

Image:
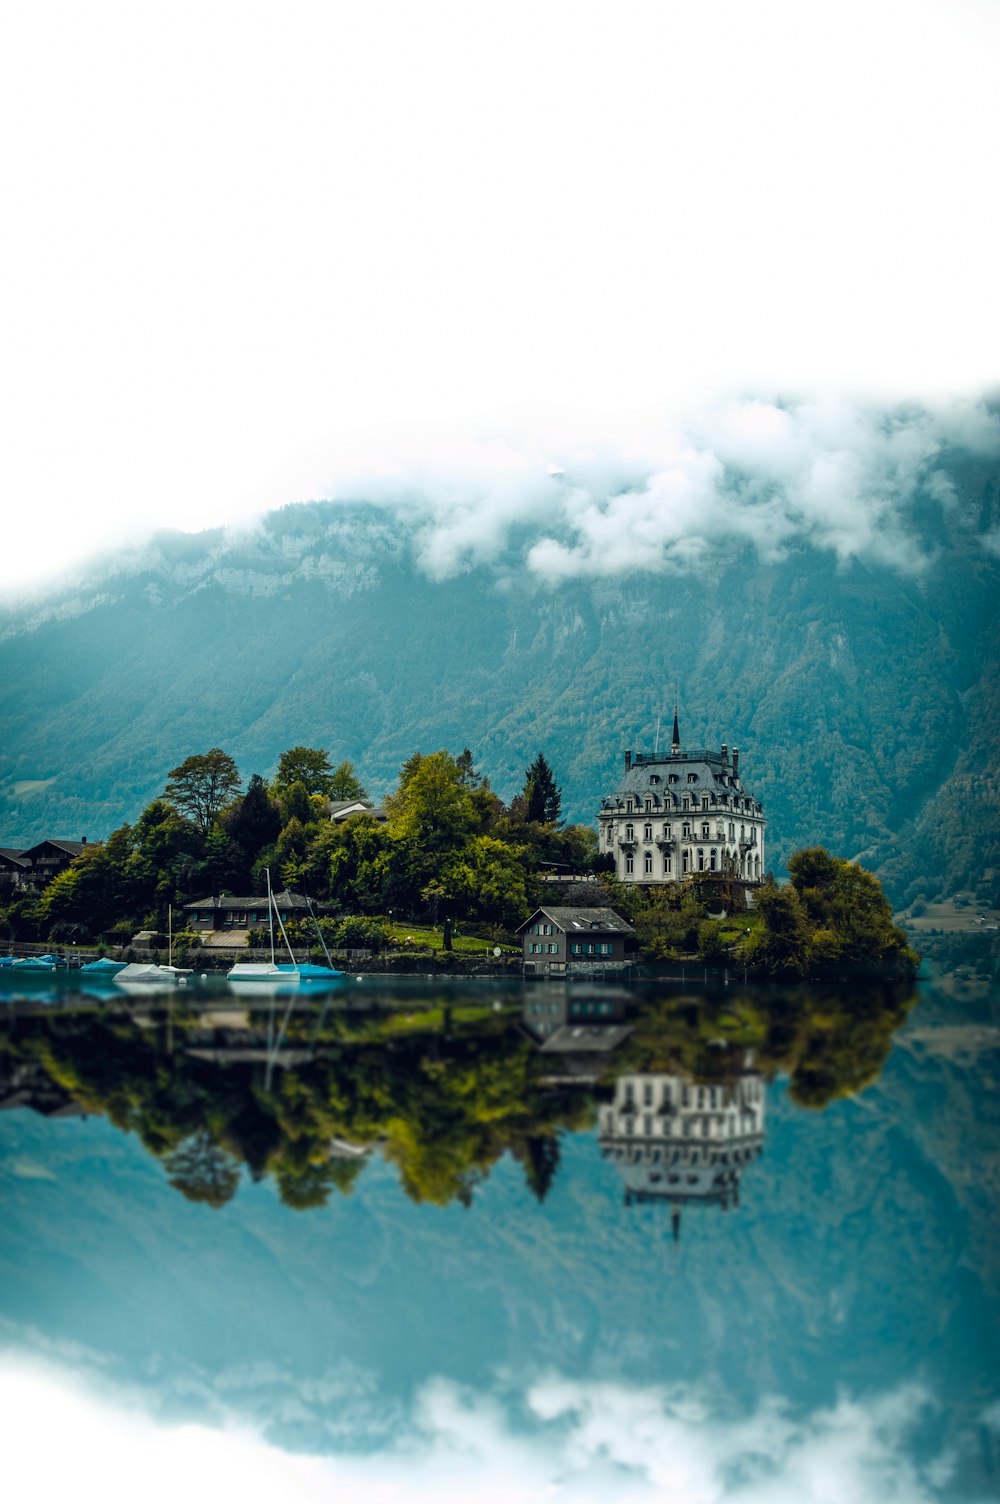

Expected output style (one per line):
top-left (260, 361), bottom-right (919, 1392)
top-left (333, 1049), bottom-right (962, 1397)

top-left (517, 906), bottom-right (635, 935)
top-left (19, 839), bottom-right (88, 858)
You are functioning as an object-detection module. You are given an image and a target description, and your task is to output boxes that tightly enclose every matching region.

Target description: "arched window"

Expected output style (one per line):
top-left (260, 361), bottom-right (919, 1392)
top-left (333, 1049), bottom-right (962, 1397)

top-left (625, 853), bottom-right (634, 874)
top-left (663, 853), bottom-right (672, 874)
top-left (644, 850), bottom-right (653, 874)
top-left (682, 850), bottom-right (690, 872)
top-left (710, 849), bottom-right (718, 870)
top-left (697, 848), bottom-right (705, 870)
top-left (625, 823), bottom-right (634, 841)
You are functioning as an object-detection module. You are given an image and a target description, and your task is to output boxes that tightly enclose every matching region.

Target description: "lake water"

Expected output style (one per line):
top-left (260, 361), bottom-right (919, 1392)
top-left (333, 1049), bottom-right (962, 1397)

top-left (1, 968), bottom-right (997, 1502)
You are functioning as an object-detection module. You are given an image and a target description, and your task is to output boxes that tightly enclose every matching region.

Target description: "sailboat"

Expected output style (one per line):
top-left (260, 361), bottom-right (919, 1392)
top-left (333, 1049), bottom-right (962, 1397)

top-left (227, 871), bottom-right (343, 984)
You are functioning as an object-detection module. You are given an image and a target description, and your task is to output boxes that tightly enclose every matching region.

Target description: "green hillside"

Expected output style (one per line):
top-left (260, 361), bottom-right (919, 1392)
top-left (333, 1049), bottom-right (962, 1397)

top-left (1, 459), bottom-right (998, 906)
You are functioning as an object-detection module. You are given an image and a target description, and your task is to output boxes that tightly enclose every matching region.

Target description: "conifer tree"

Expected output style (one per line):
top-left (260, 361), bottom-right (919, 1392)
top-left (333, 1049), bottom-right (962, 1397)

top-left (522, 752), bottom-right (562, 825)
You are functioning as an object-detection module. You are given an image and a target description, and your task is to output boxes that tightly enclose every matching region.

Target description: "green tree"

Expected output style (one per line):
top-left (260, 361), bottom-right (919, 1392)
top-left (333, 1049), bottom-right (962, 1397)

top-left (521, 752), bottom-right (562, 826)
top-left (164, 750), bottom-right (242, 834)
top-left (223, 774), bottom-right (282, 884)
top-left (329, 759), bottom-right (368, 801)
top-left (273, 746), bottom-right (336, 798)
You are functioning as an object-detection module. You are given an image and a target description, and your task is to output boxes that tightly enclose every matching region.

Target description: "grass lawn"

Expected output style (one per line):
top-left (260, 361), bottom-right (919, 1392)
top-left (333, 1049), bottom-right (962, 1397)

top-left (387, 923), bottom-right (518, 954)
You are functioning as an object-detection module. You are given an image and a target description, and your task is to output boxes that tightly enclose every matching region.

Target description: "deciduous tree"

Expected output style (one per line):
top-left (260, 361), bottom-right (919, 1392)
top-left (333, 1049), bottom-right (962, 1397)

top-left (164, 750), bottom-right (242, 834)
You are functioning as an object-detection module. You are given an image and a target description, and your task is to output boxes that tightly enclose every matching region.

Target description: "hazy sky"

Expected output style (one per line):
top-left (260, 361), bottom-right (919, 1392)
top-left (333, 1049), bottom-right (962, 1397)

top-left (2, 0), bottom-right (998, 589)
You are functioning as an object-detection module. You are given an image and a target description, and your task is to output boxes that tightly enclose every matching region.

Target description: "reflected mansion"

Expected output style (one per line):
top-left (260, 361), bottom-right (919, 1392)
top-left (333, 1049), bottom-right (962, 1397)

top-left (598, 715), bottom-right (765, 887)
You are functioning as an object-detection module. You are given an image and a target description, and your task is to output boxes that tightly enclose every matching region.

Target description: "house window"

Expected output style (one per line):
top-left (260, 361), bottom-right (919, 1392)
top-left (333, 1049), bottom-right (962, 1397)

top-left (702, 796), bottom-right (709, 810)
top-left (626, 799), bottom-right (633, 812)
top-left (645, 798), bottom-right (651, 812)
top-left (600, 942), bottom-right (612, 955)
top-left (625, 823), bottom-right (635, 841)
top-left (664, 853), bottom-right (672, 874)
top-left (643, 823), bottom-right (652, 840)
top-left (729, 823), bottom-right (735, 841)
top-left (698, 848), bottom-right (705, 870)
top-left (664, 823), bottom-right (671, 838)
top-left (682, 822), bottom-right (691, 838)
top-left (644, 851), bottom-right (653, 874)
top-left (682, 850), bottom-right (690, 872)
top-left (547, 943), bottom-right (558, 954)
top-left (682, 795), bottom-right (690, 810)
top-left (571, 943), bottom-right (582, 955)
top-left (626, 853), bottom-right (634, 874)
top-left (710, 849), bottom-right (718, 870)
top-left (702, 822), bottom-right (710, 838)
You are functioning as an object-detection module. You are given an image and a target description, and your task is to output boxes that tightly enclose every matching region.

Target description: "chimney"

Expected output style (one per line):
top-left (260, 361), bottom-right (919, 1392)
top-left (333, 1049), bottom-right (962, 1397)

top-left (721, 743), bottom-right (728, 764)
top-left (81, 836), bottom-right (87, 845)
top-left (732, 748), bottom-right (740, 776)
top-left (624, 749), bottom-right (632, 772)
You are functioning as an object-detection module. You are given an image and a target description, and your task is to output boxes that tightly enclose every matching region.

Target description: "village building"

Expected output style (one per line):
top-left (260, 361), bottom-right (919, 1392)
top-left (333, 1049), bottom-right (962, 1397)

top-left (517, 906), bottom-right (637, 978)
top-left (16, 839), bottom-right (90, 890)
top-left (599, 1069), bottom-right (766, 1234)
top-left (598, 715), bottom-right (765, 889)
top-left (0, 848), bottom-right (30, 889)
top-left (325, 798), bottom-right (387, 823)
top-left (183, 891), bottom-right (332, 933)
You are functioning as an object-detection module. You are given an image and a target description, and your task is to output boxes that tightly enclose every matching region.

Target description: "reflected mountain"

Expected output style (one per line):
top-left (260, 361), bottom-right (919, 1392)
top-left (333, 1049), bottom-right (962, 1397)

top-left (0, 976), bottom-right (914, 1214)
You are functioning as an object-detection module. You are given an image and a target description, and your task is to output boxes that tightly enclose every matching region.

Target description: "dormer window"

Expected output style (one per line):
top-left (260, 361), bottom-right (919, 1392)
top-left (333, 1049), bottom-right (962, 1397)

top-left (626, 799), bottom-right (633, 812)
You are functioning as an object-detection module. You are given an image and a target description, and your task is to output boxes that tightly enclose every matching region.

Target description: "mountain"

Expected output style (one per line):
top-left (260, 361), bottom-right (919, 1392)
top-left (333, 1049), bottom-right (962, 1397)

top-left (1, 445), bottom-right (998, 906)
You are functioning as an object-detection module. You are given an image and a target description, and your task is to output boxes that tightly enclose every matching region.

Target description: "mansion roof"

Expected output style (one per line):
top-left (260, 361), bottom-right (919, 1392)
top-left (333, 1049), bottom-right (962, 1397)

top-left (603, 749), bottom-right (763, 814)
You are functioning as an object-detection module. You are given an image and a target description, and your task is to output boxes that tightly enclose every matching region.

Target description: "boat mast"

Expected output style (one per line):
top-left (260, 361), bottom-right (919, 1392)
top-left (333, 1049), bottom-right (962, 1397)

top-left (270, 875), bottom-right (298, 964)
top-left (265, 867), bottom-right (276, 966)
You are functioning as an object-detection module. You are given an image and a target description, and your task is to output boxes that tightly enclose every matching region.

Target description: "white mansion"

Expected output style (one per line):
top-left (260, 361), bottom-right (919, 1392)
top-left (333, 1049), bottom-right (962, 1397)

top-left (598, 716), bottom-right (765, 887)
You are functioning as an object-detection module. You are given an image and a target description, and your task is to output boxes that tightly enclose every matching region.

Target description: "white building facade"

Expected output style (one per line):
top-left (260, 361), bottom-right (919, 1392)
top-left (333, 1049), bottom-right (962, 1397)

top-left (597, 717), bottom-right (766, 887)
top-left (599, 1070), bottom-right (766, 1213)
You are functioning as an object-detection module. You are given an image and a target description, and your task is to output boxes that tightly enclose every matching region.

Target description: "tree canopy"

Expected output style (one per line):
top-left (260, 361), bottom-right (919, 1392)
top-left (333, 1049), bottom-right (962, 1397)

top-left (164, 750), bottom-right (242, 833)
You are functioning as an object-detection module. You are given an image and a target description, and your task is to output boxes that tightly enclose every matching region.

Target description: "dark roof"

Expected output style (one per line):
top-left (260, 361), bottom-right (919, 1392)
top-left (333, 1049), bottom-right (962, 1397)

top-left (517, 906), bottom-right (635, 936)
top-left (19, 839), bottom-right (89, 858)
top-left (603, 750), bottom-right (763, 812)
top-left (183, 891), bottom-right (313, 911)
top-left (0, 848), bottom-right (29, 866)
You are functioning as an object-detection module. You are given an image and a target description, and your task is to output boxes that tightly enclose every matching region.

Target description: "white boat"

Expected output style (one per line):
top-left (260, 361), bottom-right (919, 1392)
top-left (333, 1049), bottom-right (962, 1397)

top-left (114, 962), bottom-right (181, 984)
top-left (226, 871), bottom-right (344, 985)
top-left (227, 869), bottom-right (300, 983)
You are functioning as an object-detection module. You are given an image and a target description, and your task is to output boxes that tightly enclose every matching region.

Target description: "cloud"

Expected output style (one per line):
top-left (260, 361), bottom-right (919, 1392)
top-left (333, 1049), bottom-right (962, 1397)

top-left (0, 1353), bottom-right (980, 1504)
top-left (317, 396), bottom-right (1000, 585)
top-left (4, 396), bottom-right (998, 607)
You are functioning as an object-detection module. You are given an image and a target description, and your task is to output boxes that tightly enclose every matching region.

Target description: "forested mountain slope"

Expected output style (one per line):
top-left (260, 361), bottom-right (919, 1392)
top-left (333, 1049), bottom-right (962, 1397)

top-left (1, 450), bottom-right (997, 906)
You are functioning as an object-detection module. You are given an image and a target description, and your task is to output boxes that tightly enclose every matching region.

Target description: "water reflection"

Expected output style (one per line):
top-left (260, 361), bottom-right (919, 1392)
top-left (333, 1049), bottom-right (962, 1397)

top-left (1, 970), bottom-right (998, 1499)
top-left (0, 974), bottom-right (913, 1213)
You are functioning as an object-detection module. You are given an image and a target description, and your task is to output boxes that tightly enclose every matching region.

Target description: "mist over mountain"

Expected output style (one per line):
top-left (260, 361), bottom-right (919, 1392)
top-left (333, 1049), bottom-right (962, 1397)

top-left (2, 397), bottom-right (998, 906)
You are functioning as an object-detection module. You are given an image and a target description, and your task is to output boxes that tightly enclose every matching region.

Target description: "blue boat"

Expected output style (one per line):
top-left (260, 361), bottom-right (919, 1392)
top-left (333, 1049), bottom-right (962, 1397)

top-left (80, 956), bottom-right (128, 976)
top-left (11, 954), bottom-right (65, 971)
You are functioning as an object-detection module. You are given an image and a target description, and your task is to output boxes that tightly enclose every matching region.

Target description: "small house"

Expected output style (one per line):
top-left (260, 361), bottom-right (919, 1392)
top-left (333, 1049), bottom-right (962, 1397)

top-left (183, 891), bottom-right (328, 933)
top-left (516, 906), bottom-right (636, 977)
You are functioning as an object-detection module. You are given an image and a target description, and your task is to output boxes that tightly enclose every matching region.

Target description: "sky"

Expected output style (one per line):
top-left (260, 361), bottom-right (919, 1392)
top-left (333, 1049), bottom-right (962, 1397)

top-left (1, 0), bottom-right (998, 590)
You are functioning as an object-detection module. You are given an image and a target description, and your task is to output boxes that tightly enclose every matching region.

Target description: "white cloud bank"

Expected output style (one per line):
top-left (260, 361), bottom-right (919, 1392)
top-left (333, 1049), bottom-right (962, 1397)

top-left (309, 395), bottom-right (1000, 584)
top-left (0, 1355), bottom-right (991, 1504)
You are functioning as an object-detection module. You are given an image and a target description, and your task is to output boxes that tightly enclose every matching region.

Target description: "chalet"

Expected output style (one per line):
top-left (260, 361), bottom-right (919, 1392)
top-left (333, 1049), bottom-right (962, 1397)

top-left (17, 839), bottom-right (89, 890)
top-left (598, 714), bottom-right (766, 889)
top-left (0, 848), bottom-right (30, 889)
top-left (517, 906), bottom-right (636, 978)
top-left (183, 891), bottom-right (331, 933)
